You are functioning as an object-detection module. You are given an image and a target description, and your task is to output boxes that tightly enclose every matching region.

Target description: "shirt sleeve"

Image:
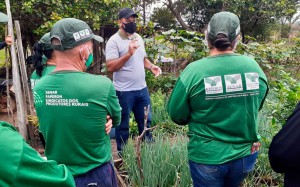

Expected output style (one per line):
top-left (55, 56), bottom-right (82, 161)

top-left (105, 39), bottom-right (119, 61)
top-left (167, 77), bottom-right (190, 125)
top-left (0, 122), bottom-right (75, 187)
top-left (106, 83), bottom-right (122, 127)
top-left (0, 41), bottom-right (7, 50)
top-left (255, 64), bottom-right (269, 111)
top-left (14, 142), bottom-right (75, 187)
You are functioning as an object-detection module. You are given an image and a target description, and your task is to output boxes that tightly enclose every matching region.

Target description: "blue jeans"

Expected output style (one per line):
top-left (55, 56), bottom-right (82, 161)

top-left (189, 152), bottom-right (258, 187)
top-left (74, 162), bottom-right (117, 187)
top-left (116, 87), bottom-right (152, 152)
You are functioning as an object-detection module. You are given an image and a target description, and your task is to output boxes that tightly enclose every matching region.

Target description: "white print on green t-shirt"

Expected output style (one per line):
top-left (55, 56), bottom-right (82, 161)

top-left (44, 90), bottom-right (89, 107)
top-left (33, 91), bottom-right (44, 107)
top-left (205, 91), bottom-right (259, 100)
top-left (204, 72), bottom-right (261, 100)
top-left (245, 72), bottom-right (259, 90)
top-left (225, 74), bottom-right (243, 92)
top-left (204, 76), bottom-right (223, 94)
top-left (31, 79), bottom-right (38, 90)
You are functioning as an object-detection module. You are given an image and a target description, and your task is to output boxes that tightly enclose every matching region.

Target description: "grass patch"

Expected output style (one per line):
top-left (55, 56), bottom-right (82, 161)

top-left (243, 111), bottom-right (284, 186)
top-left (0, 49), bottom-right (6, 67)
top-left (123, 132), bottom-right (192, 187)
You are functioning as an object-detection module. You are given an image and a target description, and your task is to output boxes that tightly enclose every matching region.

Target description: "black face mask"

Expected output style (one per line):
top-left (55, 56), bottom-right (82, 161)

top-left (122, 22), bottom-right (137, 34)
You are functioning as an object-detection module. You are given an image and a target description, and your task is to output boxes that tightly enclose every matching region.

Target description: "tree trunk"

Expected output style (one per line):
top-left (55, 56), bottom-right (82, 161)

top-left (143, 0), bottom-right (146, 26)
top-left (222, 2), bottom-right (228, 11)
top-left (165, 0), bottom-right (191, 30)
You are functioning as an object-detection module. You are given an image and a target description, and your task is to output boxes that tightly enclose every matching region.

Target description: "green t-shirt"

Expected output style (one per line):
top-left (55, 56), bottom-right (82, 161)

top-left (0, 121), bottom-right (75, 187)
top-left (30, 65), bottom-right (56, 89)
top-left (33, 71), bottom-right (121, 176)
top-left (167, 53), bottom-right (268, 164)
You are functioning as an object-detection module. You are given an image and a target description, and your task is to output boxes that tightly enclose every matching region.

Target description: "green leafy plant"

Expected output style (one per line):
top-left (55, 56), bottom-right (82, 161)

top-left (150, 89), bottom-right (188, 134)
top-left (129, 113), bottom-right (139, 136)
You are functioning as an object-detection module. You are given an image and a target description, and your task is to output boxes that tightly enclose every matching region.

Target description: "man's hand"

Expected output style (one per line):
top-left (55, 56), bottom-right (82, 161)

top-left (5, 35), bottom-right (12, 46)
top-left (105, 115), bottom-right (113, 134)
top-left (128, 39), bottom-right (139, 56)
top-left (151, 65), bottom-right (162, 77)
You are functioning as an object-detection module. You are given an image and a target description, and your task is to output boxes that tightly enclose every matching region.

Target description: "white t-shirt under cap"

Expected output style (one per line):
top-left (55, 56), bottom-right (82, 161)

top-left (105, 30), bottom-right (147, 91)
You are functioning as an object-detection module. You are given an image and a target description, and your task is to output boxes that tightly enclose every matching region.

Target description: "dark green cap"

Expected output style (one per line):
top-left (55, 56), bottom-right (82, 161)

top-left (38, 32), bottom-right (52, 51)
top-left (207, 12), bottom-right (240, 42)
top-left (0, 12), bottom-right (8, 23)
top-left (50, 18), bottom-right (103, 51)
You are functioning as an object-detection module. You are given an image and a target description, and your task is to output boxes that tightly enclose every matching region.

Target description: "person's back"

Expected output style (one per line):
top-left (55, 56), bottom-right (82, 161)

top-left (33, 18), bottom-right (121, 186)
top-left (174, 54), bottom-right (268, 163)
top-left (30, 32), bottom-right (56, 89)
top-left (34, 71), bottom-right (120, 175)
top-left (167, 11), bottom-right (269, 187)
top-left (0, 121), bottom-right (75, 187)
top-left (31, 64), bottom-right (56, 88)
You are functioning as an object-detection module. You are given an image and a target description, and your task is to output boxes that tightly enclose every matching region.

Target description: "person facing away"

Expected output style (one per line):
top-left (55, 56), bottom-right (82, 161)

top-left (33, 18), bottom-right (121, 187)
top-left (105, 7), bottom-right (162, 154)
top-left (167, 11), bottom-right (269, 187)
top-left (0, 11), bottom-right (12, 50)
top-left (269, 101), bottom-right (300, 187)
top-left (30, 32), bottom-right (56, 89)
top-left (0, 121), bottom-right (75, 187)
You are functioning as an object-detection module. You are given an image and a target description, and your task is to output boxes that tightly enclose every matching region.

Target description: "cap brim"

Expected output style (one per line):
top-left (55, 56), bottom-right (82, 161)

top-left (93, 35), bottom-right (104, 43)
top-left (0, 12), bottom-right (8, 23)
top-left (124, 13), bottom-right (138, 19)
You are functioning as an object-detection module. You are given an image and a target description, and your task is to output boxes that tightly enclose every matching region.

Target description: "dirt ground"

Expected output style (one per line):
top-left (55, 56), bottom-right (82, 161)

top-left (0, 113), bottom-right (120, 160)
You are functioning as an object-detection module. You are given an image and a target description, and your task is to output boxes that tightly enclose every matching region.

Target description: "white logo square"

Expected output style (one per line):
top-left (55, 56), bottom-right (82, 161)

top-left (225, 74), bottom-right (243, 92)
top-left (204, 76), bottom-right (223, 94)
top-left (245, 73), bottom-right (259, 90)
top-left (73, 32), bottom-right (80, 41)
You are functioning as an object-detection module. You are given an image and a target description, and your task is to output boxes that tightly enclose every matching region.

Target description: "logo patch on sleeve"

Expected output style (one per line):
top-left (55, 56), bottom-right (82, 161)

top-left (225, 74), bottom-right (243, 92)
top-left (204, 76), bottom-right (223, 94)
top-left (245, 73), bottom-right (259, 90)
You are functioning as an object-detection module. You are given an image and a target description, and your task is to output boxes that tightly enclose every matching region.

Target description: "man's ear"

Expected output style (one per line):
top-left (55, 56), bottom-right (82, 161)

top-left (117, 20), bottom-right (122, 28)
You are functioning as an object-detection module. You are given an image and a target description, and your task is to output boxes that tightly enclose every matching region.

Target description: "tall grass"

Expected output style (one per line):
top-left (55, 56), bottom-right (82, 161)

top-left (243, 109), bottom-right (284, 187)
top-left (122, 133), bottom-right (192, 187)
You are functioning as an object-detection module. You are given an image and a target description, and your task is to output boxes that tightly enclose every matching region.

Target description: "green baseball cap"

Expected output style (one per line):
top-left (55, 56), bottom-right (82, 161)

top-left (0, 12), bottom-right (8, 23)
top-left (38, 32), bottom-right (52, 51)
top-left (207, 12), bottom-right (240, 42)
top-left (50, 18), bottom-right (103, 51)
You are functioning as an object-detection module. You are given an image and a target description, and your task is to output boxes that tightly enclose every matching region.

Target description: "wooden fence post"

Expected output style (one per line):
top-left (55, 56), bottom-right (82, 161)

top-left (15, 20), bottom-right (34, 115)
top-left (15, 20), bottom-right (38, 145)
top-left (5, 0), bottom-right (28, 140)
